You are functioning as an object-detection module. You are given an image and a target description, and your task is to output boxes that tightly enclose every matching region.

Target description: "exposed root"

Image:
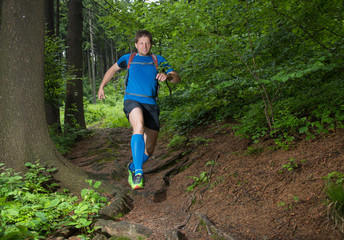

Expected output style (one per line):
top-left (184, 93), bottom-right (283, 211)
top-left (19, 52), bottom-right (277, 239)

top-left (174, 213), bottom-right (192, 229)
top-left (195, 212), bottom-right (237, 240)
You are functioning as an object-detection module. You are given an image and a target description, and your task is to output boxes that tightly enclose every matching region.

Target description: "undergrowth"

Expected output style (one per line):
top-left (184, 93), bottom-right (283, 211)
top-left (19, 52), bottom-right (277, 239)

top-left (324, 171), bottom-right (344, 233)
top-left (49, 124), bottom-right (93, 155)
top-left (0, 161), bottom-right (107, 240)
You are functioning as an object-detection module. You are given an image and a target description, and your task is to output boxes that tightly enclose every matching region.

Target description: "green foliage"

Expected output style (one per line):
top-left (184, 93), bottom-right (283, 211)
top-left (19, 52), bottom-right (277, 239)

top-left (187, 172), bottom-right (209, 192)
top-left (61, 0), bottom-right (344, 146)
top-left (167, 134), bottom-right (188, 149)
top-left (49, 124), bottom-right (93, 155)
top-left (279, 158), bottom-right (306, 173)
top-left (277, 196), bottom-right (299, 211)
top-left (23, 162), bottom-right (58, 193)
top-left (44, 34), bottom-right (67, 111)
top-left (324, 172), bottom-right (344, 231)
top-left (233, 102), bottom-right (269, 142)
top-left (188, 137), bottom-right (214, 146)
top-left (84, 90), bottom-right (130, 129)
top-left (244, 146), bottom-right (264, 156)
top-left (0, 162), bottom-right (107, 240)
top-left (66, 180), bottom-right (107, 237)
top-left (323, 172), bottom-right (344, 185)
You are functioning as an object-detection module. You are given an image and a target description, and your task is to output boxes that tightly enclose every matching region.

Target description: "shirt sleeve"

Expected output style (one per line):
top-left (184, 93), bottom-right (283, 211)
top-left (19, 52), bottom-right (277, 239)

top-left (117, 54), bottom-right (130, 69)
top-left (157, 55), bottom-right (174, 74)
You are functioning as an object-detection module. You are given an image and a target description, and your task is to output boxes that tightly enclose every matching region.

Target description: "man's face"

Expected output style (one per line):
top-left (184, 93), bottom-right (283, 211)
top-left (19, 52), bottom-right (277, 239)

top-left (135, 36), bottom-right (151, 56)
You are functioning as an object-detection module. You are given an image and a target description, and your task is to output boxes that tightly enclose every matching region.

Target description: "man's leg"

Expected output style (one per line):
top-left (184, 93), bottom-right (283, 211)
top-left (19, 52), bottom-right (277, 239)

top-left (144, 127), bottom-right (159, 157)
top-left (128, 125), bottom-right (159, 172)
top-left (127, 106), bottom-right (159, 190)
top-left (129, 107), bottom-right (145, 176)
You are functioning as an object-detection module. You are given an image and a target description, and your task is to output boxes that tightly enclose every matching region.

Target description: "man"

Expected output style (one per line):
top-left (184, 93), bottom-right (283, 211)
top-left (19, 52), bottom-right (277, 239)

top-left (97, 30), bottom-right (180, 190)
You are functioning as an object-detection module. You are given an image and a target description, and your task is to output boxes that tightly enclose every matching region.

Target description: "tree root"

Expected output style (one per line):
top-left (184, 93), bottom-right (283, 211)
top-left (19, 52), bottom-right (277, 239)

top-left (174, 213), bottom-right (192, 229)
top-left (195, 212), bottom-right (237, 240)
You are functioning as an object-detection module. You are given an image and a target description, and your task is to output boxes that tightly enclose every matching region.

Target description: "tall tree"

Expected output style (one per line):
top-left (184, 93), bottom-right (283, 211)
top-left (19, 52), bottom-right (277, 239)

top-left (0, 0), bottom-right (92, 194)
top-left (44, 0), bottom-right (62, 130)
top-left (45, 0), bottom-right (55, 36)
top-left (65, 0), bottom-right (86, 129)
top-left (56, 0), bottom-right (60, 36)
top-left (89, 8), bottom-right (97, 104)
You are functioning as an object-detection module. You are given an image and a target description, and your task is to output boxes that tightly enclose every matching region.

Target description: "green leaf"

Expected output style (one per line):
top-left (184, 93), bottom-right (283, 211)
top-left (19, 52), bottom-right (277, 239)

top-left (35, 211), bottom-right (47, 220)
top-left (298, 126), bottom-right (308, 134)
top-left (6, 208), bottom-right (19, 217)
top-left (93, 181), bottom-right (102, 189)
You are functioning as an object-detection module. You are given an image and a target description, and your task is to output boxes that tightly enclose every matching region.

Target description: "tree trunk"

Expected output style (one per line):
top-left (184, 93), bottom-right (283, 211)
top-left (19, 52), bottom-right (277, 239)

top-left (110, 39), bottom-right (115, 63)
top-left (45, 0), bottom-right (54, 35)
top-left (87, 48), bottom-right (92, 88)
top-left (45, 0), bottom-right (62, 130)
top-left (0, 0), bottom-right (102, 195)
top-left (65, 0), bottom-right (86, 129)
top-left (56, 0), bottom-right (60, 37)
top-left (89, 9), bottom-right (96, 104)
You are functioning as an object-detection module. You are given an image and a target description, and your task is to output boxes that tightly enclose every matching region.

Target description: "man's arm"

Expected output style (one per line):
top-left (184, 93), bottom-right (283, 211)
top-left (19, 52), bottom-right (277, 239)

top-left (156, 71), bottom-right (181, 83)
top-left (98, 63), bottom-right (121, 100)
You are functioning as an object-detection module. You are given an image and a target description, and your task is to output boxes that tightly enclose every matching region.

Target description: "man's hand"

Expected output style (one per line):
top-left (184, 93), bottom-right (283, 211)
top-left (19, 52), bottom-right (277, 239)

top-left (156, 73), bottom-right (168, 82)
top-left (156, 71), bottom-right (180, 83)
top-left (98, 87), bottom-right (105, 101)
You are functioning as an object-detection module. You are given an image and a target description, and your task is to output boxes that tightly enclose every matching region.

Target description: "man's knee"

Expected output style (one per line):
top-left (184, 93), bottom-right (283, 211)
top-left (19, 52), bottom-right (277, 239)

top-left (132, 121), bottom-right (145, 133)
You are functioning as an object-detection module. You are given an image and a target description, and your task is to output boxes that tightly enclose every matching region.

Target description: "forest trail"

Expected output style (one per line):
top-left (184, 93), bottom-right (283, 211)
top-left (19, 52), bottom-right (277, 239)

top-left (66, 123), bottom-right (344, 240)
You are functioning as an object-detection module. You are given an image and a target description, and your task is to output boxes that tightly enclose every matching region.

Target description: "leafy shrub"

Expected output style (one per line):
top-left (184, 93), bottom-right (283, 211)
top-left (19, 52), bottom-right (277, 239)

top-left (0, 162), bottom-right (107, 240)
top-left (167, 135), bottom-right (188, 149)
top-left (44, 35), bottom-right (67, 111)
top-left (324, 172), bottom-right (344, 233)
top-left (279, 158), bottom-right (306, 173)
top-left (49, 124), bottom-right (92, 155)
top-left (187, 171), bottom-right (209, 192)
top-left (84, 91), bottom-right (130, 129)
top-left (233, 101), bottom-right (269, 142)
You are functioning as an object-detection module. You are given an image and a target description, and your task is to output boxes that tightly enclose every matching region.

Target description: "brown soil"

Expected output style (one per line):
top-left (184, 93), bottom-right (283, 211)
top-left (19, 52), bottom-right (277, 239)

top-left (66, 123), bottom-right (344, 240)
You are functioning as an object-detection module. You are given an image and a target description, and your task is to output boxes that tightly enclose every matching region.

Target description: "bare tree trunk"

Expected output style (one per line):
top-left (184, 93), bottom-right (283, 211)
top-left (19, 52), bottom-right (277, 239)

top-left (89, 9), bottom-right (96, 104)
top-left (56, 0), bottom-right (60, 36)
top-left (45, 0), bottom-right (54, 35)
top-left (65, 0), bottom-right (86, 129)
top-left (0, 0), bottom-right (96, 194)
top-left (104, 39), bottom-right (109, 71)
top-left (110, 39), bottom-right (115, 63)
top-left (87, 48), bottom-right (92, 88)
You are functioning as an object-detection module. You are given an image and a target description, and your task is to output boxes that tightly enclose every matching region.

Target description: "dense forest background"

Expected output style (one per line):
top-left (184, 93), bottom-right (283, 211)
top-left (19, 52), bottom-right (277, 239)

top-left (43, 0), bottom-right (344, 152)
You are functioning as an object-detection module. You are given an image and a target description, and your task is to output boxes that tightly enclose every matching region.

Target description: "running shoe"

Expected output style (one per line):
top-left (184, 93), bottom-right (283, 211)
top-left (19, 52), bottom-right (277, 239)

top-left (132, 173), bottom-right (144, 190)
top-left (127, 163), bottom-right (134, 188)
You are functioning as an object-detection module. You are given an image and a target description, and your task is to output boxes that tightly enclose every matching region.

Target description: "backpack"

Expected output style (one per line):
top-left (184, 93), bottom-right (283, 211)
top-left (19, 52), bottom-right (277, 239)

top-left (124, 52), bottom-right (159, 99)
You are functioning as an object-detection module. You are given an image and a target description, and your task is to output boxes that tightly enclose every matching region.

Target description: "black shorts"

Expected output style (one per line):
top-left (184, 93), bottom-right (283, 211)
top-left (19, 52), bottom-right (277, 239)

top-left (123, 100), bottom-right (160, 131)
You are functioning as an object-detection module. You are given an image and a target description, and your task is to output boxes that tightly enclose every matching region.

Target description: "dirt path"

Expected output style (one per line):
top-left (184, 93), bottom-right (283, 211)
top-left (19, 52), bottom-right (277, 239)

top-left (66, 124), bottom-right (344, 239)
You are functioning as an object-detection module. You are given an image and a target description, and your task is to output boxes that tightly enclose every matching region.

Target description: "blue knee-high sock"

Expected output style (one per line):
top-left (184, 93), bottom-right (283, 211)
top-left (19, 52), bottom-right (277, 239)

top-left (129, 153), bottom-right (149, 172)
top-left (131, 134), bottom-right (145, 175)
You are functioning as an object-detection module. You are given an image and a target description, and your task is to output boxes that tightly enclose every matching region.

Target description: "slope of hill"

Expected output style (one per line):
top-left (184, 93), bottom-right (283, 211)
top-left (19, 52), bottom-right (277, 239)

top-left (66, 123), bottom-right (344, 239)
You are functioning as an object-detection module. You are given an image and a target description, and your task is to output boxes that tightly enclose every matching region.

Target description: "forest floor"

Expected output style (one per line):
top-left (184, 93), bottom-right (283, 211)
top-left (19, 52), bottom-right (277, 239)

top-left (66, 122), bottom-right (344, 240)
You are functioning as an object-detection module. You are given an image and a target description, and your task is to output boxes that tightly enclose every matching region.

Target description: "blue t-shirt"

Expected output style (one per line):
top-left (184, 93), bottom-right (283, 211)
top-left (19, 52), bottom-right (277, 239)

top-left (117, 53), bottom-right (174, 105)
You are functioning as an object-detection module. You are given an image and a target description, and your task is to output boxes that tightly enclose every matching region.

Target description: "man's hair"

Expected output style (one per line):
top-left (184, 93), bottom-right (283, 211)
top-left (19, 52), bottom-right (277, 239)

top-left (135, 30), bottom-right (153, 44)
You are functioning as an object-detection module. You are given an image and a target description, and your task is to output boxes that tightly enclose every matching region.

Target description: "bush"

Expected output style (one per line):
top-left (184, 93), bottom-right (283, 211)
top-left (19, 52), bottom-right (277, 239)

top-left (324, 172), bottom-right (344, 233)
top-left (0, 162), bottom-right (107, 240)
top-left (84, 91), bottom-right (130, 129)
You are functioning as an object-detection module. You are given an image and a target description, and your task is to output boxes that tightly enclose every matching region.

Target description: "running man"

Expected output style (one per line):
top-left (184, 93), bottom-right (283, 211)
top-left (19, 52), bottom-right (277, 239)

top-left (97, 30), bottom-right (180, 190)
